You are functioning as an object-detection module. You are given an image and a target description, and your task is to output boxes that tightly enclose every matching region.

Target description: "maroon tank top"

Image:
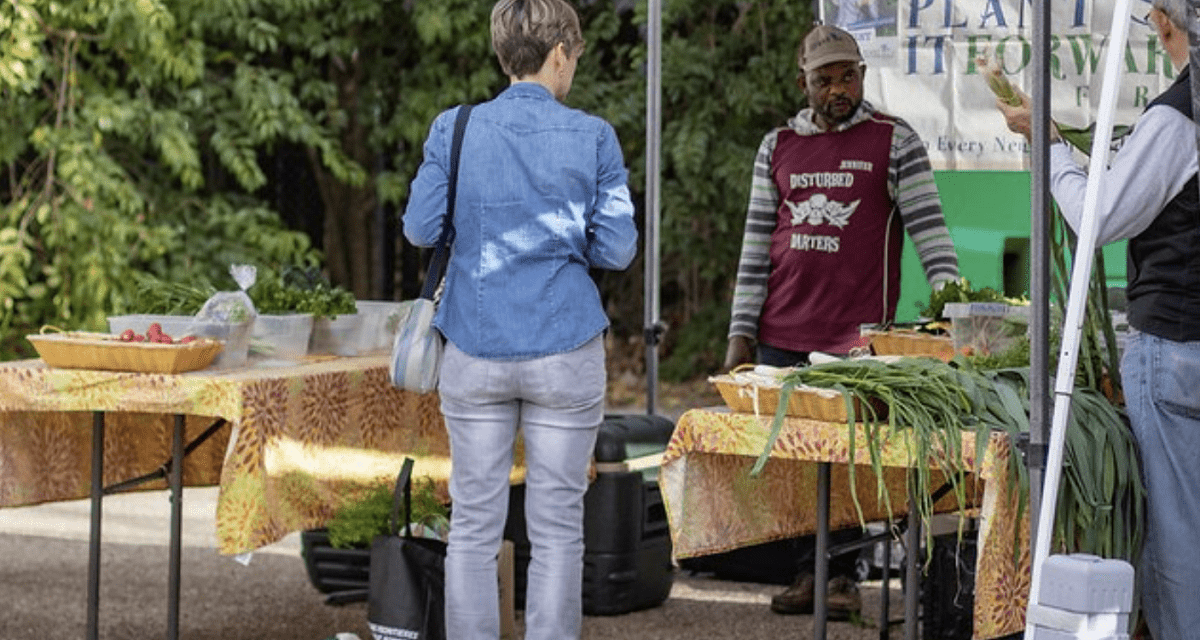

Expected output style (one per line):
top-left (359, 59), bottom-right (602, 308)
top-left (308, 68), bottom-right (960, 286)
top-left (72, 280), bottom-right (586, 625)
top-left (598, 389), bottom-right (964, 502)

top-left (757, 120), bottom-right (902, 353)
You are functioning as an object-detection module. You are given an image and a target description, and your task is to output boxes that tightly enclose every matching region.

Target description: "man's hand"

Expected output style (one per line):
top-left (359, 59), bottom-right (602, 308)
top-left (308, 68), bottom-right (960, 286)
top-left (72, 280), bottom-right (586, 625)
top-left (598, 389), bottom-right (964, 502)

top-left (996, 88), bottom-right (1062, 144)
top-left (723, 336), bottom-right (754, 371)
top-left (996, 88), bottom-right (1033, 140)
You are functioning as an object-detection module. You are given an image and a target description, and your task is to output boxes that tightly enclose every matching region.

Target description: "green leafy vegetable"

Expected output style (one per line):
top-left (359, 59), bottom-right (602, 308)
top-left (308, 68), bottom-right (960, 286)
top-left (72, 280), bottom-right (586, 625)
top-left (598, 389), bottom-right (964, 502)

top-left (750, 357), bottom-right (1142, 566)
top-left (248, 265), bottom-right (357, 318)
top-left (326, 475), bottom-right (449, 549)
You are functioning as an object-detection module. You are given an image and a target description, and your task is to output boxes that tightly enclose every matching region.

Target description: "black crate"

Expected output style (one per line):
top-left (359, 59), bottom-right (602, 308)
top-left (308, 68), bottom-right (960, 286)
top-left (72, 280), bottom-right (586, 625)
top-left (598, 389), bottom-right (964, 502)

top-left (921, 530), bottom-right (977, 640)
top-left (300, 528), bottom-right (370, 596)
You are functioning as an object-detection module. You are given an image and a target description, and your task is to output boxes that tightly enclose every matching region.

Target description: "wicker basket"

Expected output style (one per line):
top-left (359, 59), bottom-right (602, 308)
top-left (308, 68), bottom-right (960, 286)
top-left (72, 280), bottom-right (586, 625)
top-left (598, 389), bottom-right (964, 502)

top-left (865, 329), bottom-right (955, 362)
top-left (709, 374), bottom-right (884, 423)
top-left (27, 332), bottom-right (223, 374)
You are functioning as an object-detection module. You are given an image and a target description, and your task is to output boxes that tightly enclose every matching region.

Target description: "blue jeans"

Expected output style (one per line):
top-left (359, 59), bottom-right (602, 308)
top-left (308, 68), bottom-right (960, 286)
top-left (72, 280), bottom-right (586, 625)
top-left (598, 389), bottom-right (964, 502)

top-left (1122, 329), bottom-right (1200, 640)
top-left (757, 343), bottom-right (811, 367)
top-left (438, 335), bottom-right (605, 640)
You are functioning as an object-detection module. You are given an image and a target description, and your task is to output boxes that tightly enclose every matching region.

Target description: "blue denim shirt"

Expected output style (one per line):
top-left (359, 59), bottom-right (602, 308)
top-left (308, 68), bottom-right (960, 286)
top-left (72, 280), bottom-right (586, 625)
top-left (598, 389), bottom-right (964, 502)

top-left (403, 83), bottom-right (638, 360)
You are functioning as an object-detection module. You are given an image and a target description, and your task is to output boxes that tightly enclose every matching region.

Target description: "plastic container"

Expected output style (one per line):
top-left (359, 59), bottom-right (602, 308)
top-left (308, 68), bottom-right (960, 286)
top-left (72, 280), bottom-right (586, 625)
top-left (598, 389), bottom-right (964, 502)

top-left (1028, 553), bottom-right (1134, 640)
top-left (251, 313), bottom-right (314, 360)
top-left (355, 301), bottom-right (411, 355)
top-left (309, 313), bottom-right (363, 356)
top-left (943, 302), bottom-right (1030, 357)
top-left (107, 314), bottom-right (253, 370)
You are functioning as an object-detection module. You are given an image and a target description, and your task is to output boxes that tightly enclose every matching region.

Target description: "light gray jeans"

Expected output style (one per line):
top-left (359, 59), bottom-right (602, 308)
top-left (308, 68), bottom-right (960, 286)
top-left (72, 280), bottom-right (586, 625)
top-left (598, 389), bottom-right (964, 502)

top-left (438, 334), bottom-right (605, 640)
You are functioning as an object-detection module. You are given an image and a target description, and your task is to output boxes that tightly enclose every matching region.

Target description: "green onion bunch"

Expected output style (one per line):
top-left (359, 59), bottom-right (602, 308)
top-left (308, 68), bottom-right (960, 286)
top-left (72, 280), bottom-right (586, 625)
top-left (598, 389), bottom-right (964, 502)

top-left (750, 356), bottom-right (1143, 566)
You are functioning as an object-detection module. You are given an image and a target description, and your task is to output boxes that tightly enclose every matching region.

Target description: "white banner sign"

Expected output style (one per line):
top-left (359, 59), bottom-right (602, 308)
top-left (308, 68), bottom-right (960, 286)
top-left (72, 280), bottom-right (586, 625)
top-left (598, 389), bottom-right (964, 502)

top-left (821, 0), bottom-right (1177, 170)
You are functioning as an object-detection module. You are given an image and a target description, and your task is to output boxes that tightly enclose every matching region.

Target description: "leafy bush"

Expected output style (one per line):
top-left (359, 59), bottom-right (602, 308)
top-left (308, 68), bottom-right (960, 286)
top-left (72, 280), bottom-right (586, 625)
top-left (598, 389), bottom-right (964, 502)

top-left (0, 0), bottom-right (822, 382)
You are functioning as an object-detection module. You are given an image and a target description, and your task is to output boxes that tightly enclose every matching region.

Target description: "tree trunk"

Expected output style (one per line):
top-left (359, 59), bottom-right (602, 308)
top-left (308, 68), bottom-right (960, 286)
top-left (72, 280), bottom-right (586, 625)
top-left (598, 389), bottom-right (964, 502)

top-left (308, 50), bottom-right (378, 300)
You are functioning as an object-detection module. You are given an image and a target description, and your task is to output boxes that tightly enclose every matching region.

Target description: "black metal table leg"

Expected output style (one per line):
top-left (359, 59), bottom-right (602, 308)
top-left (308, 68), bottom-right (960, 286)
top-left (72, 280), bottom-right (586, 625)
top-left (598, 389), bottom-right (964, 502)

top-left (881, 527), bottom-right (892, 640)
top-left (87, 411), bottom-right (104, 640)
top-left (814, 461), bottom-right (831, 640)
top-left (903, 480), bottom-right (921, 640)
top-left (167, 414), bottom-right (184, 640)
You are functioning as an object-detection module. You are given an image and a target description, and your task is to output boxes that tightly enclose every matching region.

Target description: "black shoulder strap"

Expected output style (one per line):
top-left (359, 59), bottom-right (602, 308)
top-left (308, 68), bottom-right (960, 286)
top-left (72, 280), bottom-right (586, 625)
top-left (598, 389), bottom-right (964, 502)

top-left (421, 104), bottom-right (474, 301)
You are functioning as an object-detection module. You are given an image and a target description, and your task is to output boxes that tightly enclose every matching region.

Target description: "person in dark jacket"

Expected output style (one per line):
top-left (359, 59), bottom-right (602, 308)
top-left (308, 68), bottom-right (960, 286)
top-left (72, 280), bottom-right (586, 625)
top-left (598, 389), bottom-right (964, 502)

top-left (997, 1), bottom-right (1199, 637)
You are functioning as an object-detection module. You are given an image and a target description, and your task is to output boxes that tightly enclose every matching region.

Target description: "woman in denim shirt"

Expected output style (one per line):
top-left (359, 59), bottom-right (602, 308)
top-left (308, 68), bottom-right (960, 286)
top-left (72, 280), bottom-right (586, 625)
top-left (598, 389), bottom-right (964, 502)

top-left (403, 1), bottom-right (637, 638)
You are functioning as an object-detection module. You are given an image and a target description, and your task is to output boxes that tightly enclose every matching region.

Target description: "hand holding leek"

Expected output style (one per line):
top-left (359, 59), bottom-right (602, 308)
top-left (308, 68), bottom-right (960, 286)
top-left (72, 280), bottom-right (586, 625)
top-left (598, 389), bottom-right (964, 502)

top-left (979, 53), bottom-right (1063, 144)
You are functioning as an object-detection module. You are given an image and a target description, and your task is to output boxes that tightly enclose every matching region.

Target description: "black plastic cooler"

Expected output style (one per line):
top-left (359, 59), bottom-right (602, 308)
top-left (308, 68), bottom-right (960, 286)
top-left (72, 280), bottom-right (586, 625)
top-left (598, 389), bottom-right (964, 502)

top-left (504, 413), bottom-right (677, 615)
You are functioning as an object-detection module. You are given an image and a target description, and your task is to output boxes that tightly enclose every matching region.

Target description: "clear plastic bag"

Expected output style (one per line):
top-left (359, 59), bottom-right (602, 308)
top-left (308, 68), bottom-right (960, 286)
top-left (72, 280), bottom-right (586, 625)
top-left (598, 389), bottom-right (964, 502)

top-left (195, 264), bottom-right (258, 324)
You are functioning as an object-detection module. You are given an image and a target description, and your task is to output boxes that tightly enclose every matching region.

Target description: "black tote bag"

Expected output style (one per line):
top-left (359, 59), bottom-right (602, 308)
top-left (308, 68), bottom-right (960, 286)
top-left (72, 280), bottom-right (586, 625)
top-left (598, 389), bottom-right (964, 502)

top-left (367, 458), bottom-right (447, 640)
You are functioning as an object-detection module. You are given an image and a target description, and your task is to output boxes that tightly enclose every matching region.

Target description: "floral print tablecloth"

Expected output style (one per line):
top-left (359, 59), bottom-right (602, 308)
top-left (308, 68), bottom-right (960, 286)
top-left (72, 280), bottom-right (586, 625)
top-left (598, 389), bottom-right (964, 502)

top-left (658, 407), bottom-right (1029, 639)
top-left (0, 356), bottom-right (449, 554)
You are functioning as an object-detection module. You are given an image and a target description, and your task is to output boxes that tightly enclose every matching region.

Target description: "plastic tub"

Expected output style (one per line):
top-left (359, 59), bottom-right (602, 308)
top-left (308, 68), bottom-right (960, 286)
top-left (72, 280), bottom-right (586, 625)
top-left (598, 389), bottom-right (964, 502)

top-left (355, 301), bottom-right (411, 355)
top-left (107, 314), bottom-right (253, 370)
top-left (251, 313), bottom-right (314, 360)
top-left (309, 313), bottom-right (363, 356)
top-left (942, 302), bottom-right (1030, 357)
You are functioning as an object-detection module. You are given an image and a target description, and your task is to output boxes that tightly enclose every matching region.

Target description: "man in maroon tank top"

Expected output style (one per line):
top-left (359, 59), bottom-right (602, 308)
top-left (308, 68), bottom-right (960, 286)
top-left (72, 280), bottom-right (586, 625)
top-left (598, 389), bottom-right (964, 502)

top-left (723, 24), bottom-right (960, 618)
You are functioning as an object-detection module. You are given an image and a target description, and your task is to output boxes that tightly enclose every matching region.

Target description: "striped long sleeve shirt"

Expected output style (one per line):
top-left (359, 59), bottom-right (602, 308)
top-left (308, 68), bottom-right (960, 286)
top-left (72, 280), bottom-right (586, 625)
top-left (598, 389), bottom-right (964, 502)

top-left (728, 100), bottom-right (960, 342)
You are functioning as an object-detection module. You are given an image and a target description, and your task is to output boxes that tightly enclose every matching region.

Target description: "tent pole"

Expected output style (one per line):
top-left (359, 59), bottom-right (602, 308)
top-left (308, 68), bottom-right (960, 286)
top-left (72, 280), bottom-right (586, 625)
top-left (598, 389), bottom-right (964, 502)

top-left (1027, 0), bottom-right (1053, 571)
top-left (643, 0), bottom-right (663, 416)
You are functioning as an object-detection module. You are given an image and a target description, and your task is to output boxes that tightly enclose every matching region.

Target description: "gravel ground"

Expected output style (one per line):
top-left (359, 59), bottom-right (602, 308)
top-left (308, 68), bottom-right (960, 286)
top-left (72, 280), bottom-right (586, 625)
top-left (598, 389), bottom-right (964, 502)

top-left (0, 486), bottom-right (911, 640)
top-left (0, 530), bottom-right (907, 640)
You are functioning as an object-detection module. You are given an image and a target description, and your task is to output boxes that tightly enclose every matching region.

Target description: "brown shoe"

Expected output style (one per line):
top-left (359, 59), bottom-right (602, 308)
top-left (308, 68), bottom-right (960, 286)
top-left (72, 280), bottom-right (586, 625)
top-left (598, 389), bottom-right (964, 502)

top-left (826, 575), bottom-right (862, 621)
top-left (769, 573), bottom-right (862, 619)
top-left (769, 572), bottom-right (815, 615)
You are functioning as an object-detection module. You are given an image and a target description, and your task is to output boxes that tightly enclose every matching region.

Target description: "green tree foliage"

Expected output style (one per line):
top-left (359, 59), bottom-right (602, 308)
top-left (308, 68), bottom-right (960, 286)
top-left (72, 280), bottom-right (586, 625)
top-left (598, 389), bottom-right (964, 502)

top-left (574, 1), bottom-right (816, 379)
top-left (332, 0), bottom-right (814, 381)
top-left (1, 0), bottom-right (816, 379)
top-left (0, 0), bottom-right (361, 359)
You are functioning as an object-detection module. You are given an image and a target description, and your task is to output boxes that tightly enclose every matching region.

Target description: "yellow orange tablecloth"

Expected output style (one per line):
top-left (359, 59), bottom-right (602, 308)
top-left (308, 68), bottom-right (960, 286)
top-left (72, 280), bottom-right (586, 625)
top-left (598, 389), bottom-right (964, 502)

top-left (658, 407), bottom-right (1030, 639)
top-left (0, 356), bottom-right (448, 555)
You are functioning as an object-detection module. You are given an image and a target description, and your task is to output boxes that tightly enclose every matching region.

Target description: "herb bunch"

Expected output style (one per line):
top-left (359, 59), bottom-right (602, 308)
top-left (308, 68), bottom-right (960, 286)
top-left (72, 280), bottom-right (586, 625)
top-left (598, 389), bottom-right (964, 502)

top-left (248, 266), bottom-right (357, 318)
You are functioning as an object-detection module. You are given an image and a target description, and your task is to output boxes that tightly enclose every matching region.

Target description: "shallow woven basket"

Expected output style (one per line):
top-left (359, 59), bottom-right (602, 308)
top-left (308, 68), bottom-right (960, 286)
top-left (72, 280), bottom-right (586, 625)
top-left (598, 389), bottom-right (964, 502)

top-left (865, 329), bottom-right (955, 362)
top-left (27, 331), bottom-right (223, 374)
top-left (709, 374), bottom-right (885, 423)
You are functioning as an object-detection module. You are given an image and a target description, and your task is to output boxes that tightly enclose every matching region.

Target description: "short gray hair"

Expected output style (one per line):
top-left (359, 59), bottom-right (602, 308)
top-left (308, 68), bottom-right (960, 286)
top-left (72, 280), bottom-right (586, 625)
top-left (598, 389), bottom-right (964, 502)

top-left (1152, 0), bottom-right (1189, 30)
